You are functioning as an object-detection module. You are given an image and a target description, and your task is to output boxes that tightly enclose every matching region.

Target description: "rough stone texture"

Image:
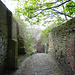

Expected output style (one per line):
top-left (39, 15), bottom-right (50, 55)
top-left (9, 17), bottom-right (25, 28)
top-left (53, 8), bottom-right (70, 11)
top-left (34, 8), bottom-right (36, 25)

top-left (17, 24), bottom-right (25, 55)
top-left (18, 36), bottom-right (25, 54)
top-left (18, 24), bottom-right (25, 38)
top-left (6, 16), bottom-right (18, 70)
top-left (12, 18), bottom-right (18, 40)
top-left (0, 1), bottom-right (18, 74)
top-left (48, 18), bottom-right (75, 75)
top-left (7, 39), bottom-right (18, 70)
top-left (0, 1), bottom-right (8, 74)
top-left (15, 53), bottom-right (64, 75)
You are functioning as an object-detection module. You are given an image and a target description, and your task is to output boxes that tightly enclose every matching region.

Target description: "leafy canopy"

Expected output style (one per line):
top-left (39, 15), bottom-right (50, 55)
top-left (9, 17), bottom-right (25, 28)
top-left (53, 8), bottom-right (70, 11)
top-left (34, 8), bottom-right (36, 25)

top-left (13, 0), bottom-right (75, 47)
top-left (13, 0), bottom-right (75, 27)
top-left (14, 0), bottom-right (75, 18)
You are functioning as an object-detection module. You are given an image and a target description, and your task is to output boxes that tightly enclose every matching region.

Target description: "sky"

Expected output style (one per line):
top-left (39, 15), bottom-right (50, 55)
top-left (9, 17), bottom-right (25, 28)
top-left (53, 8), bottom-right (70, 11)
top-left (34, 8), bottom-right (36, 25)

top-left (1, 0), bottom-right (18, 13)
top-left (72, 0), bottom-right (75, 2)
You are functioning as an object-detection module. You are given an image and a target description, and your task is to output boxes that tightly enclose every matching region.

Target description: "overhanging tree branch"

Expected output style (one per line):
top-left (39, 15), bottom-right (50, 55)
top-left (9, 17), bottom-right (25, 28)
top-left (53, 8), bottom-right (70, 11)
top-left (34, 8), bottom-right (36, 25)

top-left (34, 0), bottom-right (71, 11)
top-left (61, 0), bottom-right (67, 20)
top-left (50, 0), bottom-right (71, 9)
top-left (30, 1), bottom-right (59, 11)
top-left (52, 9), bottom-right (73, 18)
top-left (33, 0), bottom-right (71, 14)
top-left (33, 0), bottom-right (71, 17)
top-left (43, 1), bottom-right (60, 4)
top-left (67, 5), bottom-right (75, 7)
top-left (39, 1), bottom-right (60, 8)
top-left (33, 1), bottom-right (60, 10)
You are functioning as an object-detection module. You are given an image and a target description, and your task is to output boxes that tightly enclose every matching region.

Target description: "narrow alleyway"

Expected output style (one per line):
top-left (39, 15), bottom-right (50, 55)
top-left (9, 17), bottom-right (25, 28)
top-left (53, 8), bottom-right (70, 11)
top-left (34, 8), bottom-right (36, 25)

top-left (15, 53), bottom-right (64, 75)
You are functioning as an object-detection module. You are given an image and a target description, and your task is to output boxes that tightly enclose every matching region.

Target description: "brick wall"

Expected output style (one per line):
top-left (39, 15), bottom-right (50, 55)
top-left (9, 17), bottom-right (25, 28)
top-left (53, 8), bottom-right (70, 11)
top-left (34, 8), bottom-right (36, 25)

top-left (48, 17), bottom-right (75, 75)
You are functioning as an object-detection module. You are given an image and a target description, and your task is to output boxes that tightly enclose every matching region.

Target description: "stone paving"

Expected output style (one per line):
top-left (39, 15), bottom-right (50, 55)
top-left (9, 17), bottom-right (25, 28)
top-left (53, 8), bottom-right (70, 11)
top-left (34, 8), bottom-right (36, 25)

top-left (15, 53), bottom-right (64, 75)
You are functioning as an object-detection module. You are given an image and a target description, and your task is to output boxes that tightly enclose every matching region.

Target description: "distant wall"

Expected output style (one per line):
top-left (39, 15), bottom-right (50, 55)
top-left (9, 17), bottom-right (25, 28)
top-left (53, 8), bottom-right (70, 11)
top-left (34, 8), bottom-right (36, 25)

top-left (33, 41), bottom-right (45, 53)
top-left (48, 18), bottom-right (75, 75)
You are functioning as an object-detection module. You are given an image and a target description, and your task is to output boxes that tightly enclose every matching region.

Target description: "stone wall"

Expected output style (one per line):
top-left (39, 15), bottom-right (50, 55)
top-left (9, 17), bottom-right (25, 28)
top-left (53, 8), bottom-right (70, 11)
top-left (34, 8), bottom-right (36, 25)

top-left (0, 1), bottom-right (18, 74)
top-left (33, 41), bottom-right (45, 53)
top-left (48, 18), bottom-right (75, 75)
top-left (17, 24), bottom-right (25, 54)
top-left (6, 17), bottom-right (18, 70)
top-left (0, 1), bottom-right (8, 74)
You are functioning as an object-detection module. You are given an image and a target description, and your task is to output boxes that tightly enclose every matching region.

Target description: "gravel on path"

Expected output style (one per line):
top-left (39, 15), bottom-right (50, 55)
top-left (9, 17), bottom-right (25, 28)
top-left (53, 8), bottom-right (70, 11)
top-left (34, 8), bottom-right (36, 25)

top-left (15, 53), bottom-right (64, 75)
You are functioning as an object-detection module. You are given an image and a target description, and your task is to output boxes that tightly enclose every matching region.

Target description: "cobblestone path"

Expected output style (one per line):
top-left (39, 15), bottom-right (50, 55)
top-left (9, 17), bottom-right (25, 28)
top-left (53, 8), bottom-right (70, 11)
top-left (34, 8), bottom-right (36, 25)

top-left (15, 53), bottom-right (64, 75)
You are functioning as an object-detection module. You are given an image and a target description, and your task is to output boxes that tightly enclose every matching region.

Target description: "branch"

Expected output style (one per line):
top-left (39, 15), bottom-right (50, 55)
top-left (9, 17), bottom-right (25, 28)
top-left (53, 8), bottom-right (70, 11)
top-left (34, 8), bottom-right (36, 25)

top-left (52, 9), bottom-right (73, 18)
top-left (37, 1), bottom-right (60, 8)
top-left (50, 0), bottom-right (71, 9)
top-left (33, 1), bottom-right (60, 12)
top-left (41, 1), bottom-right (60, 5)
top-left (30, 1), bottom-right (59, 11)
top-left (34, 0), bottom-right (71, 17)
top-left (67, 5), bottom-right (75, 7)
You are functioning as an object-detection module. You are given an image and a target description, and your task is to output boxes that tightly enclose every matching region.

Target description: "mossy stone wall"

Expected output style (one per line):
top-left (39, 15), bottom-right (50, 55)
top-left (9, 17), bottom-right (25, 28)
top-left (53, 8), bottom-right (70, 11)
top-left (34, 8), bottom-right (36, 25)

top-left (18, 24), bottom-right (25, 55)
top-left (6, 15), bottom-right (18, 71)
top-left (0, 1), bottom-right (18, 74)
top-left (49, 17), bottom-right (75, 75)
top-left (0, 1), bottom-right (8, 74)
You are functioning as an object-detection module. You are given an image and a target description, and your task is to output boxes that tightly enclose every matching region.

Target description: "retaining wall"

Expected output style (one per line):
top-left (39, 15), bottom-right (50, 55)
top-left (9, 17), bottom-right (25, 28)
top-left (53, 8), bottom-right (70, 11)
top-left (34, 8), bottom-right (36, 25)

top-left (0, 1), bottom-right (8, 74)
top-left (48, 17), bottom-right (75, 75)
top-left (0, 1), bottom-right (18, 74)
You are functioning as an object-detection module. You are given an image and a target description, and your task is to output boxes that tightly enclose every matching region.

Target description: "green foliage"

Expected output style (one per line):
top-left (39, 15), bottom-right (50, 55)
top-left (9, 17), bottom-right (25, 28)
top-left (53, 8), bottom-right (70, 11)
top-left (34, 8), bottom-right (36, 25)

top-left (12, 0), bottom-right (75, 52)
top-left (40, 25), bottom-right (53, 44)
top-left (25, 51), bottom-right (31, 56)
top-left (56, 16), bottom-right (65, 25)
top-left (13, 15), bottom-right (35, 55)
top-left (64, 1), bottom-right (75, 16)
top-left (15, 0), bottom-right (74, 18)
top-left (18, 59), bottom-right (22, 62)
top-left (14, 0), bottom-right (53, 18)
top-left (40, 22), bottom-right (61, 44)
top-left (25, 47), bottom-right (36, 56)
top-left (13, 0), bottom-right (75, 28)
top-left (24, 37), bottom-right (34, 50)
